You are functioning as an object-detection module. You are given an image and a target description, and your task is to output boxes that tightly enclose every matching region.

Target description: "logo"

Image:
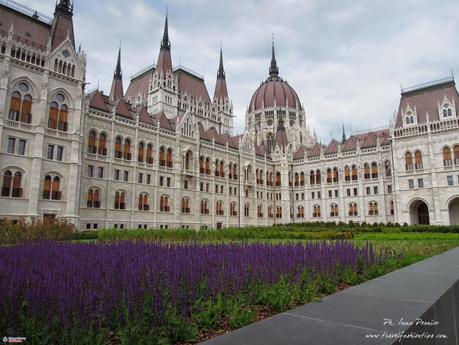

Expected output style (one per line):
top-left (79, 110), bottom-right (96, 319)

top-left (2, 337), bottom-right (26, 343)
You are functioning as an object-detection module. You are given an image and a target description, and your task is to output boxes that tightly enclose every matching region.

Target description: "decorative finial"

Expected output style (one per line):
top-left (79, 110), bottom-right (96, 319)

top-left (269, 34), bottom-right (279, 78)
top-left (160, 11), bottom-right (170, 50)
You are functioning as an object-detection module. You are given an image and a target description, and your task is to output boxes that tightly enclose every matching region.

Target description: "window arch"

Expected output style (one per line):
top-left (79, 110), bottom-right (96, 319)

top-left (87, 188), bottom-right (101, 208)
top-left (206, 157), bottom-right (211, 175)
top-left (363, 163), bottom-right (370, 179)
top-left (244, 203), bottom-right (250, 217)
top-left (405, 152), bottom-right (413, 171)
top-left (232, 163), bottom-right (238, 179)
top-left (257, 204), bottom-right (263, 218)
top-left (201, 199), bottom-right (209, 215)
top-left (275, 206), bottom-right (282, 218)
top-left (42, 175), bottom-right (61, 200)
top-left (2, 170), bottom-right (23, 198)
top-left (300, 172), bottom-right (305, 186)
top-left (9, 82), bottom-right (32, 123)
top-left (454, 145), bottom-right (459, 164)
top-left (333, 167), bottom-right (339, 183)
top-left (138, 193), bottom-right (149, 211)
top-left (48, 93), bottom-right (68, 131)
top-left (348, 202), bottom-right (358, 216)
top-left (275, 172), bottom-right (281, 186)
top-left (351, 165), bottom-right (358, 181)
top-left (316, 169), bottom-right (321, 185)
top-left (297, 205), bottom-right (304, 218)
top-left (182, 197), bottom-right (190, 213)
top-left (443, 147), bottom-right (452, 166)
top-left (159, 195), bottom-right (170, 212)
top-left (159, 147), bottom-right (166, 166)
top-left (330, 203), bottom-right (339, 217)
top-left (87, 130), bottom-right (97, 154)
top-left (268, 205), bottom-right (274, 218)
top-left (384, 160), bottom-right (392, 177)
top-left (369, 201), bottom-right (379, 216)
top-left (230, 201), bottom-right (237, 216)
top-left (115, 136), bottom-right (123, 159)
top-left (326, 168), bottom-right (332, 183)
top-left (294, 172), bottom-right (299, 186)
top-left (185, 150), bottom-right (192, 170)
top-left (344, 166), bottom-right (350, 182)
top-left (138, 142), bottom-right (145, 162)
top-left (312, 204), bottom-right (321, 218)
top-left (414, 151), bottom-right (423, 170)
top-left (146, 144), bottom-right (153, 164)
top-left (371, 162), bottom-right (378, 179)
top-left (309, 170), bottom-right (315, 185)
top-left (98, 132), bottom-right (108, 156)
top-left (166, 148), bottom-right (173, 168)
top-left (216, 200), bottom-right (224, 215)
top-left (114, 191), bottom-right (126, 209)
top-left (123, 139), bottom-right (132, 160)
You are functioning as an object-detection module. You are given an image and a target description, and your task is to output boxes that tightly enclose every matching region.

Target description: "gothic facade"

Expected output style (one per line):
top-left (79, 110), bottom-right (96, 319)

top-left (1, 0), bottom-right (459, 229)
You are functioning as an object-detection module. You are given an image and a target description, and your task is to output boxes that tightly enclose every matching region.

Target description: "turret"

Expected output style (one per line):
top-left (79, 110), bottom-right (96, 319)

top-left (109, 47), bottom-right (123, 102)
top-left (50, 0), bottom-right (75, 50)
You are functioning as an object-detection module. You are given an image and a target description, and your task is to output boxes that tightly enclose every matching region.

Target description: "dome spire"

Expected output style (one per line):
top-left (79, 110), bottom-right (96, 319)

top-left (269, 34), bottom-right (279, 77)
top-left (161, 11), bottom-right (170, 50)
top-left (217, 44), bottom-right (225, 78)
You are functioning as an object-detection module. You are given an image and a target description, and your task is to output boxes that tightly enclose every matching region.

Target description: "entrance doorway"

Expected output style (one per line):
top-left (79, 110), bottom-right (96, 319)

top-left (409, 200), bottom-right (430, 225)
top-left (449, 198), bottom-right (459, 225)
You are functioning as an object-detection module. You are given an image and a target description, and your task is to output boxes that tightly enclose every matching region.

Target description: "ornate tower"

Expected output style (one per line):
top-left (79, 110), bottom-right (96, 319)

top-left (50, 0), bottom-right (75, 50)
top-left (212, 48), bottom-right (233, 134)
top-left (109, 47), bottom-right (123, 102)
top-left (148, 14), bottom-right (178, 117)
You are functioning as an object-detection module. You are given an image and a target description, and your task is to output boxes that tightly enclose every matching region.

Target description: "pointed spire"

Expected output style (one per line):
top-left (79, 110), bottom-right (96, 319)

top-left (213, 46), bottom-right (228, 101)
top-left (156, 13), bottom-right (173, 76)
top-left (51, 0), bottom-right (74, 49)
top-left (341, 124), bottom-right (347, 143)
top-left (160, 12), bottom-right (171, 50)
top-left (217, 46), bottom-right (225, 78)
top-left (110, 47), bottom-right (124, 102)
top-left (269, 35), bottom-right (279, 78)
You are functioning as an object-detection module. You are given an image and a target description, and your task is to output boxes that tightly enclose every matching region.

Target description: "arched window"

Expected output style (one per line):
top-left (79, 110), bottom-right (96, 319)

top-left (257, 204), bottom-right (263, 218)
top-left (201, 199), bottom-right (209, 214)
top-left (87, 188), bottom-right (101, 208)
top-left (268, 206), bottom-right (274, 218)
top-left (138, 142), bottom-right (145, 162)
top-left (267, 132), bottom-right (275, 154)
top-left (414, 151), bottom-right (423, 170)
top-left (454, 145), bottom-right (459, 165)
top-left (259, 169), bottom-right (264, 185)
top-left (443, 147), bottom-right (452, 166)
top-left (9, 83), bottom-right (32, 123)
top-left (215, 159), bottom-right (220, 177)
top-left (330, 203), bottom-right (338, 217)
top-left (244, 203), bottom-right (250, 217)
top-left (405, 152), bottom-right (413, 171)
top-left (114, 191), bottom-right (126, 209)
top-left (348, 202), bottom-right (358, 216)
top-left (297, 205), bottom-right (304, 218)
top-left (344, 166), bottom-right (350, 182)
top-left (294, 172), bottom-right (299, 186)
top-left (219, 160), bottom-right (225, 177)
top-left (123, 139), bottom-right (131, 160)
top-left (371, 162), bottom-right (378, 178)
top-left (384, 160), bottom-right (392, 177)
top-left (313, 204), bottom-right (321, 218)
top-left (88, 130), bottom-right (97, 154)
top-left (326, 168), bottom-right (332, 183)
top-left (230, 202), bottom-right (237, 216)
top-left (216, 200), bottom-right (224, 215)
top-left (300, 172), bottom-right (305, 186)
top-left (390, 200), bottom-right (394, 215)
top-left (185, 151), bottom-right (192, 170)
top-left (275, 172), bottom-right (281, 186)
top-left (309, 170), bottom-right (315, 185)
top-left (159, 147), bottom-right (166, 166)
top-left (160, 195), bottom-right (170, 212)
top-left (146, 144), bottom-right (153, 164)
top-left (228, 162), bottom-right (233, 178)
top-left (1, 171), bottom-right (12, 197)
top-left (166, 148), bottom-right (173, 168)
top-left (206, 157), bottom-right (211, 175)
top-left (98, 133), bottom-right (107, 156)
top-left (12, 172), bottom-right (22, 197)
top-left (138, 193), bottom-right (149, 211)
top-left (333, 167), bottom-right (339, 183)
top-left (48, 93), bottom-right (68, 131)
top-left (364, 163), bottom-right (370, 179)
top-left (181, 197), bottom-right (190, 213)
top-left (42, 175), bottom-right (61, 200)
top-left (275, 206), bottom-right (282, 218)
top-left (115, 137), bottom-right (123, 159)
top-left (351, 165), bottom-right (358, 181)
top-left (200, 156), bottom-right (205, 174)
top-left (233, 163), bottom-right (238, 179)
top-left (316, 169), bottom-right (321, 185)
top-left (369, 201), bottom-right (379, 216)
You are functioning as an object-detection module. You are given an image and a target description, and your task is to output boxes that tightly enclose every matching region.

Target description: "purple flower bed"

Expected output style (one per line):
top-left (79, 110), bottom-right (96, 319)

top-left (0, 241), bottom-right (388, 342)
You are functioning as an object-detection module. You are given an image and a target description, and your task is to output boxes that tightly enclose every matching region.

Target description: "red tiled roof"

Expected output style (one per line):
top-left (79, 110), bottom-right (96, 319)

top-left (325, 139), bottom-right (338, 155)
top-left (115, 100), bottom-right (132, 119)
top-left (88, 90), bottom-right (109, 112)
top-left (125, 70), bottom-right (153, 101)
top-left (360, 132), bottom-right (377, 149)
top-left (138, 106), bottom-right (153, 125)
top-left (255, 144), bottom-right (266, 157)
top-left (275, 128), bottom-right (288, 147)
top-left (198, 123), bottom-right (210, 141)
top-left (176, 68), bottom-right (211, 106)
top-left (395, 79), bottom-right (459, 128)
top-left (249, 77), bottom-right (301, 111)
top-left (50, 12), bottom-right (74, 50)
top-left (308, 143), bottom-right (322, 157)
top-left (341, 135), bottom-right (357, 152)
top-left (293, 146), bottom-right (306, 160)
top-left (154, 112), bottom-right (174, 131)
top-left (156, 48), bottom-right (172, 76)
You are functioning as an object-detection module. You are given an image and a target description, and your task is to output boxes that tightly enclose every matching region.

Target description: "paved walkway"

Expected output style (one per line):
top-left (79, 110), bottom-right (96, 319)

top-left (200, 247), bottom-right (459, 345)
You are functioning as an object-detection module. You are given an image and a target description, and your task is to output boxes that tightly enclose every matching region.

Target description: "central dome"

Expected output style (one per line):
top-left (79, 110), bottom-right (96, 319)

top-left (249, 43), bottom-right (302, 112)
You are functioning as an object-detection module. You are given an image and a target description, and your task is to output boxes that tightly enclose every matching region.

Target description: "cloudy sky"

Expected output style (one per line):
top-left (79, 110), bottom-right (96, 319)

top-left (27, 0), bottom-right (459, 141)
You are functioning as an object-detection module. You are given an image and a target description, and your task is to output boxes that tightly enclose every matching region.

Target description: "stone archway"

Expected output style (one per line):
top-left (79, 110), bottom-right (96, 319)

top-left (448, 198), bottom-right (459, 225)
top-left (410, 200), bottom-right (430, 225)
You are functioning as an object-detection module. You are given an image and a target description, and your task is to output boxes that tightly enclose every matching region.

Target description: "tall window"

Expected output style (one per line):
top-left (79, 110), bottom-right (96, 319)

top-left (9, 83), bottom-right (32, 123)
top-left (333, 167), bottom-right (339, 183)
top-left (88, 130), bottom-right (97, 154)
top-left (159, 147), bottom-right (166, 166)
top-left (257, 204), bottom-right (263, 218)
top-left (268, 206), bottom-right (274, 218)
top-left (43, 175), bottom-right (61, 200)
top-left (201, 199), bottom-right (209, 214)
top-left (201, 157), bottom-right (206, 174)
top-left (454, 145), bottom-right (459, 165)
top-left (166, 148), bottom-right (173, 168)
top-left (87, 188), bottom-right (101, 208)
top-left (371, 162), bottom-right (378, 179)
top-left (330, 203), bottom-right (338, 217)
top-left (414, 151), bottom-right (423, 170)
top-left (115, 137), bottom-right (123, 159)
top-left (384, 160), bottom-right (392, 177)
top-left (310, 170), bottom-right (315, 185)
top-left (244, 203), bottom-right (250, 217)
top-left (300, 172), bottom-right (305, 186)
top-left (351, 165), bottom-right (358, 181)
top-left (294, 172), bottom-right (299, 186)
top-left (232, 164), bottom-right (238, 179)
top-left (326, 168), bottom-right (332, 183)
top-left (219, 161), bottom-right (225, 177)
top-left (369, 201), bottom-right (379, 216)
top-left (185, 151), bottom-right (192, 170)
top-left (230, 202), bottom-right (237, 216)
top-left (48, 93), bottom-right (68, 131)
top-left (98, 133), bottom-right (107, 155)
top-left (316, 170), bottom-right (321, 185)
top-left (297, 205), bottom-right (304, 218)
top-left (405, 152), bottom-right (413, 171)
top-left (123, 139), bottom-right (131, 160)
top-left (182, 197), bottom-right (190, 213)
top-left (348, 202), bottom-right (357, 216)
top-left (313, 204), bottom-right (321, 218)
top-left (138, 142), bottom-right (145, 162)
top-left (363, 163), bottom-right (370, 179)
top-left (275, 172), bottom-right (281, 187)
top-left (206, 157), bottom-right (211, 175)
top-left (2, 170), bottom-right (23, 198)
top-left (114, 191), bottom-right (125, 209)
top-left (146, 144), bottom-right (153, 164)
top-left (276, 206), bottom-right (282, 218)
top-left (159, 195), bottom-right (169, 212)
top-left (443, 147), bottom-right (452, 166)
top-left (344, 166), bottom-right (350, 182)
top-left (216, 201), bottom-right (224, 215)
top-left (138, 193), bottom-right (149, 211)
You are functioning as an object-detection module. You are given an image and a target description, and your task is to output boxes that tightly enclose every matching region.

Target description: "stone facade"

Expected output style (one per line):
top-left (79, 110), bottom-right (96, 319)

top-left (1, 1), bottom-right (459, 229)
